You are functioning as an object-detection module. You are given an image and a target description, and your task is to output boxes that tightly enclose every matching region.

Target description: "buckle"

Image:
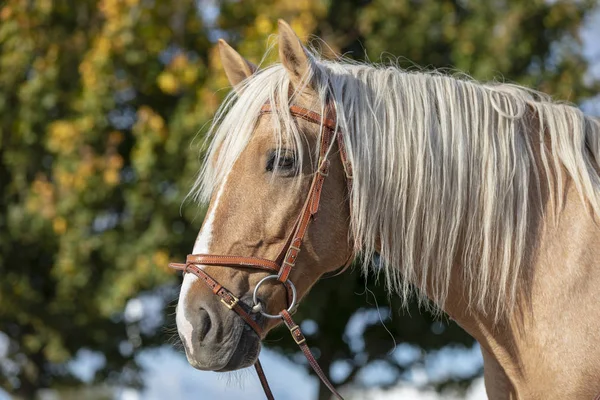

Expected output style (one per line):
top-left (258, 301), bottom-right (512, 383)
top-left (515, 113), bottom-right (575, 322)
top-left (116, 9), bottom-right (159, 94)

top-left (289, 324), bottom-right (306, 345)
top-left (284, 245), bottom-right (301, 266)
top-left (220, 293), bottom-right (239, 310)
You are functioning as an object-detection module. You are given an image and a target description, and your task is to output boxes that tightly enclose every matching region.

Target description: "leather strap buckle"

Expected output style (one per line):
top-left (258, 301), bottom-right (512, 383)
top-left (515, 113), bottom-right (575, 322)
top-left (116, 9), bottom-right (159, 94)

top-left (220, 293), bottom-right (239, 310)
top-left (288, 324), bottom-right (306, 345)
top-left (283, 245), bottom-right (301, 267)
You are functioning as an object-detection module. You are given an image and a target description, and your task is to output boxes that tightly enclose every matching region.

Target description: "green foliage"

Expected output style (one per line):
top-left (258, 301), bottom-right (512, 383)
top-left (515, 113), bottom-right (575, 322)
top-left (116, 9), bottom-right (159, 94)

top-left (0, 0), bottom-right (598, 399)
top-left (0, 0), bottom-right (211, 396)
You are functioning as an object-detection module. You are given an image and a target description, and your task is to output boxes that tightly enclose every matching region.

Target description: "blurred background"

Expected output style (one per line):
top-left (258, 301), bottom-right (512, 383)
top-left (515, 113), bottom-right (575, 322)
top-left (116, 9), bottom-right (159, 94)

top-left (1, 0), bottom-right (599, 399)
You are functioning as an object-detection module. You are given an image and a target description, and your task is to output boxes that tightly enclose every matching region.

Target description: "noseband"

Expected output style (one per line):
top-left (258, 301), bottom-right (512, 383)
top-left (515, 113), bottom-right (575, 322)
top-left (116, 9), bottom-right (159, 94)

top-left (169, 101), bottom-right (353, 400)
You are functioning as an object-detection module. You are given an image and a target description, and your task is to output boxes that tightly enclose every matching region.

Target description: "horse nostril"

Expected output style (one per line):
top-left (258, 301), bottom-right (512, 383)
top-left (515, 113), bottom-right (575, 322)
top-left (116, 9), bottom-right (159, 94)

top-left (197, 308), bottom-right (211, 342)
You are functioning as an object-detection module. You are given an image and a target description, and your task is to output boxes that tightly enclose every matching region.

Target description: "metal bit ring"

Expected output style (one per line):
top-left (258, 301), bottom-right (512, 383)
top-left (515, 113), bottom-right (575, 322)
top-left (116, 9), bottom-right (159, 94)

top-left (252, 275), bottom-right (297, 319)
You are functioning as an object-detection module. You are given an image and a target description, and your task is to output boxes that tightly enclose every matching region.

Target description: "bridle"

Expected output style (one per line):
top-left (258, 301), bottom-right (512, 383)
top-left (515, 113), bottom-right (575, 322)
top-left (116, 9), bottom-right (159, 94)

top-left (169, 100), bottom-right (354, 400)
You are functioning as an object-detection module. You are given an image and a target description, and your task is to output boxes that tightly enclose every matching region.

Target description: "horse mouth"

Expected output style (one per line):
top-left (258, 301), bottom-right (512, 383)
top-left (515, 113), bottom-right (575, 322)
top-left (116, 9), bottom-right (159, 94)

top-left (216, 323), bottom-right (262, 372)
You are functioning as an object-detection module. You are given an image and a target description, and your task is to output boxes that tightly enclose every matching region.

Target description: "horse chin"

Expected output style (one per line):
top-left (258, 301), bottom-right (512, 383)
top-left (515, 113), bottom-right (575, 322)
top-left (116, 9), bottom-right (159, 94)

top-left (184, 322), bottom-right (261, 372)
top-left (216, 328), bottom-right (262, 372)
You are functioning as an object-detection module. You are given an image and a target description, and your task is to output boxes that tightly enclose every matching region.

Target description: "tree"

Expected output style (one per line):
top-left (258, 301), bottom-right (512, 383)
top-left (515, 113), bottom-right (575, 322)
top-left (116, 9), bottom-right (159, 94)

top-left (0, 0), bottom-right (213, 397)
top-left (1, 0), bottom-right (598, 399)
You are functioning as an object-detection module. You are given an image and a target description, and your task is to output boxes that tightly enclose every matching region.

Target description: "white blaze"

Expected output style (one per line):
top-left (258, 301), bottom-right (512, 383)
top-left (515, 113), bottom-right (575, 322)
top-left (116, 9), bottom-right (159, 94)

top-left (176, 175), bottom-right (229, 354)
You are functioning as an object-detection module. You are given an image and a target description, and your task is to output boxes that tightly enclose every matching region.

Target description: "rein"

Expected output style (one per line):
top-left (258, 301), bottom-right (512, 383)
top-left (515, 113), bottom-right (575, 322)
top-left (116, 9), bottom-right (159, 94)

top-left (169, 101), bottom-right (353, 400)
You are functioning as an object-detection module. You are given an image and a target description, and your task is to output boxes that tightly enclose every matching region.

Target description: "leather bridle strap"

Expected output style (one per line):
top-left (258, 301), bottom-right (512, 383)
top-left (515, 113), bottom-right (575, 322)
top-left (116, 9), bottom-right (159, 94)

top-left (170, 100), bottom-right (353, 400)
top-left (280, 309), bottom-right (343, 399)
top-left (260, 102), bottom-right (348, 284)
top-left (186, 254), bottom-right (280, 273)
top-left (169, 261), bottom-right (264, 336)
top-left (254, 358), bottom-right (275, 399)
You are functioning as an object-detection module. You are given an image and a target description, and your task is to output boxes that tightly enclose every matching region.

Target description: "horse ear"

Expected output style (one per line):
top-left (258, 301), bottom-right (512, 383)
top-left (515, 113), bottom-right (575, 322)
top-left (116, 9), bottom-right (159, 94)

top-left (278, 20), bottom-right (316, 92)
top-left (218, 39), bottom-right (257, 91)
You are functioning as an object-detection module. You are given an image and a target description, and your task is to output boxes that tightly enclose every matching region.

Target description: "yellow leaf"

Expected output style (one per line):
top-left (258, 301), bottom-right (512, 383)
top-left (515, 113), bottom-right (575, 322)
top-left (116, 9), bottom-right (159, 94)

top-left (95, 37), bottom-right (111, 57)
top-left (53, 217), bottom-right (67, 235)
top-left (152, 251), bottom-right (169, 268)
top-left (103, 169), bottom-right (120, 186)
top-left (255, 15), bottom-right (273, 35)
top-left (157, 71), bottom-right (179, 94)
top-left (148, 114), bottom-right (165, 132)
top-left (181, 66), bottom-right (198, 85)
top-left (47, 120), bottom-right (79, 153)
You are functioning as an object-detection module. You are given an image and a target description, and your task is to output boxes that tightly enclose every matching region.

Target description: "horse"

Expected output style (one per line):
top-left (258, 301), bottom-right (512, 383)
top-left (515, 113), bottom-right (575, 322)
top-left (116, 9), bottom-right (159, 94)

top-left (171, 20), bottom-right (600, 399)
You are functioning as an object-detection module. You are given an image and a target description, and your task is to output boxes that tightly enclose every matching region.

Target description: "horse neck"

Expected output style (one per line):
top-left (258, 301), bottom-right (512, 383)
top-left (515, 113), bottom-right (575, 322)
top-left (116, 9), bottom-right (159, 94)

top-left (440, 158), bottom-right (600, 398)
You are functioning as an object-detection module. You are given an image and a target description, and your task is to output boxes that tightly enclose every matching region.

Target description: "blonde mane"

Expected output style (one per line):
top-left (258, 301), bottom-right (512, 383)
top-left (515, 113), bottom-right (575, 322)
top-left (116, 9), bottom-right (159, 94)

top-left (191, 49), bottom-right (600, 320)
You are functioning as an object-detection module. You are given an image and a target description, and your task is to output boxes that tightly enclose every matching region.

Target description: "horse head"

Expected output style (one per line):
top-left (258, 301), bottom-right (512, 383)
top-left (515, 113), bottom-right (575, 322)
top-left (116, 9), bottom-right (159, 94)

top-left (175, 21), bottom-right (353, 372)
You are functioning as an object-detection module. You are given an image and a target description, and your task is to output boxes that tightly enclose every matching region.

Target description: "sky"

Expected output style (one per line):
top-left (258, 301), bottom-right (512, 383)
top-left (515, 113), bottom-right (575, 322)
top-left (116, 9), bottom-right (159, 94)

top-left (581, 7), bottom-right (600, 115)
top-left (125, 346), bottom-right (487, 400)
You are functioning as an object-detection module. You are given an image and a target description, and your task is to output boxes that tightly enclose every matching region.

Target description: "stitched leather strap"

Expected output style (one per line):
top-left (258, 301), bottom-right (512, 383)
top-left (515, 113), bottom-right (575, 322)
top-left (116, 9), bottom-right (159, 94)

top-left (261, 103), bottom-right (338, 132)
top-left (280, 310), bottom-right (343, 400)
top-left (260, 103), bottom-right (336, 283)
top-left (186, 254), bottom-right (280, 273)
top-left (169, 262), bottom-right (264, 337)
top-left (254, 360), bottom-right (275, 400)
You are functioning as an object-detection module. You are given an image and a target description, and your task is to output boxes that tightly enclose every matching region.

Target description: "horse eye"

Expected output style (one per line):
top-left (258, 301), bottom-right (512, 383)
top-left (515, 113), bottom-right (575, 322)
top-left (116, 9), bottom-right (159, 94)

top-left (266, 151), bottom-right (296, 172)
